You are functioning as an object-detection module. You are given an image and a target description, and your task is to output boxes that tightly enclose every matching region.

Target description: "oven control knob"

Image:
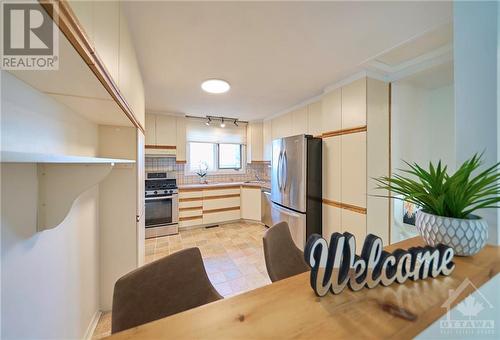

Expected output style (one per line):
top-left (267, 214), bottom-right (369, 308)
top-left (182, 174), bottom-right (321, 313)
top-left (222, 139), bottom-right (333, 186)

top-left (154, 191), bottom-right (158, 194)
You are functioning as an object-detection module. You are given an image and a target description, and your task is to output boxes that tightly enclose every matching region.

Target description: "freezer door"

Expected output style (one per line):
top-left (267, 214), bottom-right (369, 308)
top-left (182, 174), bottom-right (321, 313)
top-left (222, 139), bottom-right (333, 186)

top-left (270, 202), bottom-right (307, 250)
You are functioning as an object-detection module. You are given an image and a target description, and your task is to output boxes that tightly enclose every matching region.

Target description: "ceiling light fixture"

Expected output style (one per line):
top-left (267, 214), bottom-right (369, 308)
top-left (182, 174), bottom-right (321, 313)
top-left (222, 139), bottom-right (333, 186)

top-left (205, 117), bottom-right (211, 126)
top-left (201, 79), bottom-right (230, 94)
top-left (233, 119), bottom-right (238, 127)
top-left (220, 118), bottom-right (226, 128)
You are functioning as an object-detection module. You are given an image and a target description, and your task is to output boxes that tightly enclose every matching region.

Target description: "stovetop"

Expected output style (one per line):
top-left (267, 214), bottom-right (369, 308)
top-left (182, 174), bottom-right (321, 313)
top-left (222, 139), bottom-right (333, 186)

top-left (145, 172), bottom-right (177, 197)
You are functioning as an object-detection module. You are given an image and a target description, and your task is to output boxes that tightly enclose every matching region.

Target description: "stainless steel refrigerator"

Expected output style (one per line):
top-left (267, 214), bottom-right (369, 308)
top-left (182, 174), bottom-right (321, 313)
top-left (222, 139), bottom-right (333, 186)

top-left (270, 134), bottom-right (322, 250)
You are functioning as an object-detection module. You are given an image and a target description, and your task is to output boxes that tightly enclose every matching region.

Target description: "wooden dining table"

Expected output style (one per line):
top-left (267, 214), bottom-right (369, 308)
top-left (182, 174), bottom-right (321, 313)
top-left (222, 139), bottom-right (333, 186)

top-left (107, 237), bottom-right (500, 339)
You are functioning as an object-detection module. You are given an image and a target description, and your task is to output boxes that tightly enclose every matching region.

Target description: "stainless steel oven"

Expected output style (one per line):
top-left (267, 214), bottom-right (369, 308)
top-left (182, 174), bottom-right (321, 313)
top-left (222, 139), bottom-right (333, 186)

top-left (145, 172), bottom-right (179, 238)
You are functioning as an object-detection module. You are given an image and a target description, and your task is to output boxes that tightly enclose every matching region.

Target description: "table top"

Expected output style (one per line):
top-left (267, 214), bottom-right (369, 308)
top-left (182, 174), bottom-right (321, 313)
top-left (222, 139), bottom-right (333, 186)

top-left (107, 237), bottom-right (500, 339)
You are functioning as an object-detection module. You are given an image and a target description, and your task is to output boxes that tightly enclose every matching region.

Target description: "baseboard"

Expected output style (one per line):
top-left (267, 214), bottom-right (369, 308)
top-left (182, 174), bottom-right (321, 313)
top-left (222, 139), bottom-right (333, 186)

top-left (83, 310), bottom-right (102, 340)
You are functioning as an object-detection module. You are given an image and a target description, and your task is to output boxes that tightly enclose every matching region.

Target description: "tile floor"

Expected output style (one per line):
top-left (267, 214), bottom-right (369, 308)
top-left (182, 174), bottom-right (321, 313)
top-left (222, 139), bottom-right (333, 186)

top-left (92, 221), bottom-right (271, 339)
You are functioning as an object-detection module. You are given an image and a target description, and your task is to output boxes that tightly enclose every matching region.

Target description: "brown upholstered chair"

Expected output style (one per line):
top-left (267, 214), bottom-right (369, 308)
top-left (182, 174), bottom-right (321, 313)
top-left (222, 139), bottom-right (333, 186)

top-left (263, 221), bottom-right (310, 282)
top-left (111, 247), bottom-right (222, 333)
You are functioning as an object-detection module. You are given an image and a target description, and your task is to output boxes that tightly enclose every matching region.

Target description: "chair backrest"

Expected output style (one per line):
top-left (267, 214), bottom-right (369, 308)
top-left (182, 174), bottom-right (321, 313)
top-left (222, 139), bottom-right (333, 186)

top-left (263, 221), bottom-right (310, 282)
top-left (111, 247), bottom-right (222, 333)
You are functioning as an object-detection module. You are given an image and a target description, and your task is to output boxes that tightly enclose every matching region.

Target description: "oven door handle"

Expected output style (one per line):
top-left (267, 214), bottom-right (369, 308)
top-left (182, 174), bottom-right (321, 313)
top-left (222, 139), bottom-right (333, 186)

top-left (145, 196), bottom-right (174, 201)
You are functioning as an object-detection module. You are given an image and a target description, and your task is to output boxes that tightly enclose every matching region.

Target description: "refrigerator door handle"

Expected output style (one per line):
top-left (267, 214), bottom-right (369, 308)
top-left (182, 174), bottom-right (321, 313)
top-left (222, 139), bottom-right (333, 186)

top-left (276, 151), bottom-right (283, 191)
top-left (282, 150), bottom-right (288, 191)
top-left (277, 151), bottom-right (282, 190)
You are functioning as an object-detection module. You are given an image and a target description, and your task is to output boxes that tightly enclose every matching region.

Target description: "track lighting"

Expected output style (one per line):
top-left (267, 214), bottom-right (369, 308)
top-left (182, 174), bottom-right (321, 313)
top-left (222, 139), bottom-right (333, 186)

top-left (234, 119), bottom-right (238, 127)
top-left (205, 117), bottom-right (211, 126)
top-left (220, 118), bottom-right (226, 128)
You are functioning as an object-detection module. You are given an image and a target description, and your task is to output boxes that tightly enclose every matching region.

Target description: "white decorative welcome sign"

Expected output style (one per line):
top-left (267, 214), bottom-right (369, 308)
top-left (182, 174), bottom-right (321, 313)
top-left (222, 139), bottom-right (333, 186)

top-left (304, 233), bottom-right (455, 296)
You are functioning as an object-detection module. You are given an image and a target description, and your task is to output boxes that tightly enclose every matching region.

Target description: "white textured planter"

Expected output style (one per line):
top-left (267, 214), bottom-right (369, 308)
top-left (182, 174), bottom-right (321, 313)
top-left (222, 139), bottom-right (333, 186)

top-left (415, 210), bottom-right (488, 256)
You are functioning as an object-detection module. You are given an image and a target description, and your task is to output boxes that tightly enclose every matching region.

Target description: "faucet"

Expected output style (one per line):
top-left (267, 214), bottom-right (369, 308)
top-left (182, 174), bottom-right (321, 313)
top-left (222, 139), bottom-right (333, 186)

top-left (252, 168), bottom-right (262, 182)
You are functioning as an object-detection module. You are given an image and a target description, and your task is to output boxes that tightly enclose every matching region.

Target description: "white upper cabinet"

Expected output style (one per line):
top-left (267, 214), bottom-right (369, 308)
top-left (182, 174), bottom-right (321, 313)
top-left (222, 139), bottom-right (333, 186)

top-left (247, 121), bottom-right (263, 163)
top-left (176, 116), bottom-right (187, 162)
top-left (263, 120), bottom-right (272, 162)
top-left (291, 107), bottom-right (308, 135)
top-left (322, 88), bottom-right (341, 132)
top-left (155, 115), bottom-right (177, 146)
top-left (119, 7), bottom-right (145, 128)
top-left (67, 0), bottom-right (145, 129)
top-left (68, 0), bottom-right (94, 46)
top-left (272, 112), bottom-right (292, 139)
top-left (145, 113), bottom-right (186, 161)
top-left (341, 78), bottom-right (366, 129)
top-left (145, 114), bottom-right (156, 146)
top-left (307, 101), bottom-right (322, 136)
top-left (93, 1), bottom-right (120, 82)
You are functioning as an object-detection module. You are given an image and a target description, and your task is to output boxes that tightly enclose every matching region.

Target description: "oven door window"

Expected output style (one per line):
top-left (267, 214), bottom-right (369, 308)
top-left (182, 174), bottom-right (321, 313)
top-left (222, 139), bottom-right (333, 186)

top-left (145, 198), bottom-right (172, 227)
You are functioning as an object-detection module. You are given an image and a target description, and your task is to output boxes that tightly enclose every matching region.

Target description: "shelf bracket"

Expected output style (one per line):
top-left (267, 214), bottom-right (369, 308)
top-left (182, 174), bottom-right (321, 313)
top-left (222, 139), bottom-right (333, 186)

top-left (37, 163), bottom-right (114, 231)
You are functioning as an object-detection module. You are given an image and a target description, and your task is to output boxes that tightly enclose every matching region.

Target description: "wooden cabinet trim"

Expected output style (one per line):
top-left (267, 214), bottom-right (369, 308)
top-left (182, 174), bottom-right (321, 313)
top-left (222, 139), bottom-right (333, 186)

top-left (179, 188), bottom-right (203, 192)
top-left (145, 145), bottom-right (176, 150)
top-left (322, 198), bottom-right (367, 215)
top-left (176, 160), bottom-right (187, 164)
top-left (241, 185), bottom-right (263, 189)
top-left (39, 0), bottom-right (145, 133)
top-left (179, 206), bottom-right (203, 211)
top-left (203, 206), bottom-right (240, 214)
top-left (179, 215), bottom-right (203, 221)
top-left (321, 125), bottom-right (367, 139)
top-left (203, 194), bottom-right (240, 200)
top-left (202, 185), bottom-right (241, 191)
top-left (179, 197), bottom-right (203, 202)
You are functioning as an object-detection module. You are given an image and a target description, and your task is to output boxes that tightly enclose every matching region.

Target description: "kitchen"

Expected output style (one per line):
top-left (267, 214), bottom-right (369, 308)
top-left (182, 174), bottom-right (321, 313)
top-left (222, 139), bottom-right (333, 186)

top-left (1, 1), bottom-right (499, 340)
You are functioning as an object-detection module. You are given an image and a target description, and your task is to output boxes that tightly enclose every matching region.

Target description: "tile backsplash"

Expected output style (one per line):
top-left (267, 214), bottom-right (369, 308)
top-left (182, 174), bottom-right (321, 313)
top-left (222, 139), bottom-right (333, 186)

top-left (145, 157), bottom-right (270, 185)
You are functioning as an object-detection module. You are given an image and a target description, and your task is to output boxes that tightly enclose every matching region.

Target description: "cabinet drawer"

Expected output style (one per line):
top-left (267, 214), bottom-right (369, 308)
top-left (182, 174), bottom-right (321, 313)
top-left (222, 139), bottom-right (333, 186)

top-left (179, 208), bottom-right (203, 218)
top-left (203, 209), bottom-right (240, 225)
top-left (179, 190), bottom-right (203, 199)
top-left (203, 196), bottom-right (240, 211)
top-left (179, 199), bottom-right (203, 208)
top-left (179, 217), bottom-right (203, 229)
top-left (203, 187), bottom-right (240, 197)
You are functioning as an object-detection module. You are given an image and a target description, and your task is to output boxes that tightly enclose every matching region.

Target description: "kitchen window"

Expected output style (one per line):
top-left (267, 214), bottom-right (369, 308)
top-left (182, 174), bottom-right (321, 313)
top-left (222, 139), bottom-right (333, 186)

top-left (188, 142), bottom-right (243, 173)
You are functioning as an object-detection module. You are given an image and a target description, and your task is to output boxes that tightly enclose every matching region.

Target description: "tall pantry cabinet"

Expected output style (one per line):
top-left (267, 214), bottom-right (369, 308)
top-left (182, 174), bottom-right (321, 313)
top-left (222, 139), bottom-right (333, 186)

top-left (264, 77), bottom-right (390, 248)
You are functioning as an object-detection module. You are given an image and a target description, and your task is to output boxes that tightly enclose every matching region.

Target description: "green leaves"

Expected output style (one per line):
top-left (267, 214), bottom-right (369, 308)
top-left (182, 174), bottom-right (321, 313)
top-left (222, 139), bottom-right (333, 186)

top-left (375, 153), bottom-right (500, 219)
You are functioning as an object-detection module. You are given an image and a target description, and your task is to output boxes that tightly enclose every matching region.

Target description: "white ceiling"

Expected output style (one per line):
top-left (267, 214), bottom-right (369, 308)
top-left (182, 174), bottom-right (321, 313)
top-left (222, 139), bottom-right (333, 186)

top-left (123, 1), bottom-right (452, 120)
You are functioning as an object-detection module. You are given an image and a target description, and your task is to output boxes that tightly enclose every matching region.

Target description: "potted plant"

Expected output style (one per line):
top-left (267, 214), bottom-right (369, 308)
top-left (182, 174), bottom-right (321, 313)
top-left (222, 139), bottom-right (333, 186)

top-left (196, 162), bottom-right (208, 184)
top-left (375, 153), bottom-right (500, 256)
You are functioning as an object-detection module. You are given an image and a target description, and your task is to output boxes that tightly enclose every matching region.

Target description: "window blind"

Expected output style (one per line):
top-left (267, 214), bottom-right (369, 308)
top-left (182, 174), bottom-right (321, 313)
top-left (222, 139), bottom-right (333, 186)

top-left (186, 118), bottom-right (246, 144)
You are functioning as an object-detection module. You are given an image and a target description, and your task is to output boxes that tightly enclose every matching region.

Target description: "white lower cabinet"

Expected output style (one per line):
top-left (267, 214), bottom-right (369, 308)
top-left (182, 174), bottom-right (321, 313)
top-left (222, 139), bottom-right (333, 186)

top-left (341, 210), bottom-right (366, 251)
top-left (322, 204), bottom-right (341, 239)
top-left (240, 187), bottom-right (261, 220)
top-left (203, 209), bottom-right (241, 225)
top-left (203, 196), bottom-right (240, 210)
top-left (178, 186), bottom-right (243, 228)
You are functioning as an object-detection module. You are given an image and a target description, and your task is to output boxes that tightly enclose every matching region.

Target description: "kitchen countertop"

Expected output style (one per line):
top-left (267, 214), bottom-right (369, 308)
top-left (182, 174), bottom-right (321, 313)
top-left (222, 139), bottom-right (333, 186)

top-left (106, 237), bottom-right (500, 339)
top-left (178, 181), bottom-right (271, 190)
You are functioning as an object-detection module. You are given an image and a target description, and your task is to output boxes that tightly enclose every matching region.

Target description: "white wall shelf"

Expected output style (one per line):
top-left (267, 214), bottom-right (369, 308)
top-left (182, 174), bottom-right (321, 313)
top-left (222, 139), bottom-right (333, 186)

top-left (1, 151), bottom-right (135, 232)
top-left (1, 151), bottom-right (135, 164)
